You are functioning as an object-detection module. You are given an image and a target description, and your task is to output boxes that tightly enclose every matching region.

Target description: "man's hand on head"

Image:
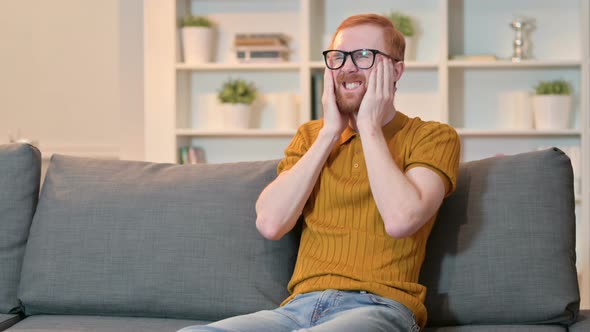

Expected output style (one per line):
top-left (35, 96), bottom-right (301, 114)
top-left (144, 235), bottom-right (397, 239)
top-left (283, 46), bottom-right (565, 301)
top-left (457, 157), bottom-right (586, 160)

top-left (321, 68), bottom-right (350, 139)
top-left (357, 56), bottom-right (395, 135)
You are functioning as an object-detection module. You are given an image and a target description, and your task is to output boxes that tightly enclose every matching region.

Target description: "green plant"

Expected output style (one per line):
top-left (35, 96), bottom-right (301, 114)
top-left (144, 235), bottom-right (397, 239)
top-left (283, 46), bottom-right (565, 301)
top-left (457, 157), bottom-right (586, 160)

top-left (386, 11), bottom-right (415, 37)
top-left (180, 15), bottom-right (214, 28)
top-left (218, 79), bottom-right (257, 105)
top-left (534, 80), bottom-right (572, 95)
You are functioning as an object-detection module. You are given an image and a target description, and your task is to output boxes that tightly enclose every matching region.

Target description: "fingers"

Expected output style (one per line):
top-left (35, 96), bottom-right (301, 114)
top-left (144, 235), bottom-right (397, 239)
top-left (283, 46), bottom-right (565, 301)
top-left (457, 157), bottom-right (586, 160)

top-left (375, 57), bottom-right (384, 97)
top-left (323, 68), bottom-right (335, 101)
top-left (383, 57), bottom-right (392, 94)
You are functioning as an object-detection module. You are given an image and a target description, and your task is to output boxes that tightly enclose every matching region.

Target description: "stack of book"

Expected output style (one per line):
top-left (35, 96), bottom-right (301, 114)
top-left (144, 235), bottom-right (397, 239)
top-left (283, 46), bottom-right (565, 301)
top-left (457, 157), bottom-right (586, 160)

top-left (179, 146), bottom-right (206, 164)
top-left (234, 33), bottom-right (290, 63)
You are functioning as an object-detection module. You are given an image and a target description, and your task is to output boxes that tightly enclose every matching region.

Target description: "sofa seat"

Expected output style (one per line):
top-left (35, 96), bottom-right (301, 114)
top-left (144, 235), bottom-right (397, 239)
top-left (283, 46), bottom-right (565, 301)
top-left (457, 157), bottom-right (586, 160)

top-left (5, 316), bottom-right (581, 332)
top-left (569, 310), bottom-right (590, 331)
top-left (0, 315), bottom-right (21, 331)
top-left (5, 315), bottom-right (209, 332)
top-left (424, 326), bottom-right (565, 331)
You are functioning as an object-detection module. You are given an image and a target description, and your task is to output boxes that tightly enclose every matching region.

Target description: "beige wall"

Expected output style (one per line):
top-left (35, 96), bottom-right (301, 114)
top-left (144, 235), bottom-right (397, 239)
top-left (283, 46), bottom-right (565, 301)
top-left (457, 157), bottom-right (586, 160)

top-left (0, 0), bottom-right (144, 160)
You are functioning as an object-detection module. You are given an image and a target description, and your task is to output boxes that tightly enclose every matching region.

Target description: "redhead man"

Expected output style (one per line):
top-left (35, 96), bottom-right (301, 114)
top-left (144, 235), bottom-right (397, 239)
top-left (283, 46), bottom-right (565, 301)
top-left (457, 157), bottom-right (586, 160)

top-left (179, 13), bottom-right (460, 332)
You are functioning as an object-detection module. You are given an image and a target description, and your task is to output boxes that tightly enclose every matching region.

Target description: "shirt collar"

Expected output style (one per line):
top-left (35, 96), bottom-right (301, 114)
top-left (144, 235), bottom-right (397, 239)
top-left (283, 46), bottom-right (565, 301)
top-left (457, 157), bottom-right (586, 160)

top-left (337, 111), bottom-right (408, 145)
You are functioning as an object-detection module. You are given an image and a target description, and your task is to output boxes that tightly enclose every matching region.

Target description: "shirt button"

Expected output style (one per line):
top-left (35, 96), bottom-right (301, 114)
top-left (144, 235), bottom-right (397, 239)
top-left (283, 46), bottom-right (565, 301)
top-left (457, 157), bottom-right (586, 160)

top-left (353, 163), bottom-right (359, 168)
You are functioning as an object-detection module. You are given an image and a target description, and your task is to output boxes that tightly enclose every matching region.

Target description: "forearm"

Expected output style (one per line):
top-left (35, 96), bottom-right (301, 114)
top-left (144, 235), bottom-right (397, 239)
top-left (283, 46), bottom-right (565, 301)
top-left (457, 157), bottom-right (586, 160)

top-left (360, 127), bottom-right (424, 238)
top-left (256, 129), bottom-right (340, 240)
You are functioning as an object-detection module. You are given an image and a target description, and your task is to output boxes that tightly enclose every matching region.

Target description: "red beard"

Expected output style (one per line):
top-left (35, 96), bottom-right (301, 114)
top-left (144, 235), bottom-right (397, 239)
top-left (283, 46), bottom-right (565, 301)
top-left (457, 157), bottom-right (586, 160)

top-left (335, 72), bottom-right (367, 114)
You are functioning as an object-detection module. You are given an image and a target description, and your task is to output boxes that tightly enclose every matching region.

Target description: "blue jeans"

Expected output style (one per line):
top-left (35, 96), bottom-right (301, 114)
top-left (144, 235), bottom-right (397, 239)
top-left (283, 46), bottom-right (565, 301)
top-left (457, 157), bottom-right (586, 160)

top-left (177, 290), bottom-right (420, 332)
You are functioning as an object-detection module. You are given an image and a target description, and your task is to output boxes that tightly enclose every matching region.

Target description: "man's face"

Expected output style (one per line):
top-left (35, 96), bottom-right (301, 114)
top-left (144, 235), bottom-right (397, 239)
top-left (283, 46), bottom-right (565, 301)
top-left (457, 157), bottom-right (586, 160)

top-left (331, 24), bottom-right (387, 114)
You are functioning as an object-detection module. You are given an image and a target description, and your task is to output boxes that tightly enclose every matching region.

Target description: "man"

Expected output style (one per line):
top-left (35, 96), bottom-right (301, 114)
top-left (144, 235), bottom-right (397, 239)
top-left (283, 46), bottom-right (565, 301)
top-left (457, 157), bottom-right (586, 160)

top-left (179, 13), bottom-right (460, 332)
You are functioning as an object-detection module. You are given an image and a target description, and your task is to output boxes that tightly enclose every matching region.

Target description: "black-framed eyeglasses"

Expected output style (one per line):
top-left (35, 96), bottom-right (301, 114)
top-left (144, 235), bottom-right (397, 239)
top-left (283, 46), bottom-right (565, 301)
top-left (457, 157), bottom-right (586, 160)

top-left (322, 49), bottom-right (398, 70)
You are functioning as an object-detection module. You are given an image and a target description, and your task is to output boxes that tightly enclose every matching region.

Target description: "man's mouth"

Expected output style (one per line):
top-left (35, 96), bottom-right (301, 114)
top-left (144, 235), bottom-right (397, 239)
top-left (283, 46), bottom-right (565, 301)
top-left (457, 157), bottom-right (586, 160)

top-left (343, 81), bottom-right (362, 90)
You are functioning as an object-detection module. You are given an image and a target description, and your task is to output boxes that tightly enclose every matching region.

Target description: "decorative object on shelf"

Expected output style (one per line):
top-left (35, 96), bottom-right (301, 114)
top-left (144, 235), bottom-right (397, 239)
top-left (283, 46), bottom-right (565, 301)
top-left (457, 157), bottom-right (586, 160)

top-left (386, 11), bottom-right (416, 61)
top-left (566, 146), bottom-right (582, 196)
top-left (510, 17), bottom-right (534, 62)
top-left (497, 91), bottom-right (533, 129)
top-left (233, 33), bottom-right (291, 63)
top-left (531, 79), bottom-right (572, 130)
top-left (180, 15), bottom-right (216, 64)
top-left (218, 78), bottom-right (258, 129)
top-left (274, 93), bottom-right (299, 130)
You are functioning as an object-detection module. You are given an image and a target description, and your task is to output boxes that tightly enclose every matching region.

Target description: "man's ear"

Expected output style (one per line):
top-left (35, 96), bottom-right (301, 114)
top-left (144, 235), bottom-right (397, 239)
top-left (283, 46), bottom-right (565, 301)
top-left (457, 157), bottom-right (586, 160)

top-left (392, 61), bottom-right (404, 89)
top-left (393, 61), bottom-right (405, 82)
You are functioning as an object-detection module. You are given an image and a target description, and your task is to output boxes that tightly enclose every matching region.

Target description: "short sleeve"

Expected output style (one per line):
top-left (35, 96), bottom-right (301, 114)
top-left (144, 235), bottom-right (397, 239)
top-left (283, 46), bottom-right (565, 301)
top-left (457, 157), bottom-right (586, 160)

top-left (405, 123), bottom-right (461, 196)
top-left (277, 126), bottom-right (313, 175)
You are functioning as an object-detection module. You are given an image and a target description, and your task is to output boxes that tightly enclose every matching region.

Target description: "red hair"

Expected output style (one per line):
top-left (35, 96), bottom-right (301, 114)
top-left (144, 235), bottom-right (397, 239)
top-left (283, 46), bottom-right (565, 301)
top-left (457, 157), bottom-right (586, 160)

top-left (329, 13), bottom-right (406, 61)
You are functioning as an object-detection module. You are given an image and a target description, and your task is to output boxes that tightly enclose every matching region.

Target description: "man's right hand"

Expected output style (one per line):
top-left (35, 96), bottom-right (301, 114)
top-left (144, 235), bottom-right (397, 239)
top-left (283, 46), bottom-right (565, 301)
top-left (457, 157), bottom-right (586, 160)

top-left (321, 69), bottom-right (349, 137)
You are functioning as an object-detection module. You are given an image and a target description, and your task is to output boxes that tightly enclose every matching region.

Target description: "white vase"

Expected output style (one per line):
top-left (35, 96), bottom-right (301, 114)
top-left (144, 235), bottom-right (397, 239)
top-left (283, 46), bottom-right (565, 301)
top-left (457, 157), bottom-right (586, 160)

top-left (404, 36), bottom-right (416, 61)
top-left (275, 93), bottom-right (299, 130)
top-left (531, 95), bottom-right (572, 130)
top-left (181, 27), bottom-right (214, 63)
top-left (221, 103), bottom-right (250, 129)
top-left (497, 91), bottom-right (533, 129)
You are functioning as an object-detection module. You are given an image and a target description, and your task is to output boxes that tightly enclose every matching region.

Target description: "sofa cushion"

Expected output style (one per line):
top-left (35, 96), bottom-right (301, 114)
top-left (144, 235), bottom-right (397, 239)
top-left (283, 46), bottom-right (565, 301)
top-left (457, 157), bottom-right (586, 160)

top-left (4, 315), bottom-right (208, 332)
top-left (18, 156), bottom-right (299, 321)
top-left (0, 144), bottom-right (41, 314)
top-left (421, 148), bottom-right (578, 326)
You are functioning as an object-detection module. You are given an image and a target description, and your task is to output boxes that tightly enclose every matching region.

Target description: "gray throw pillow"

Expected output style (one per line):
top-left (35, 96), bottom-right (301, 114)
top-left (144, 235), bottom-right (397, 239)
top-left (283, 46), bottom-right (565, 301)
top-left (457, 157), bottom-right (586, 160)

top-left (421, 148), bottom-right (579, 326)
top-left (18, 156), bottom-right (299, 321)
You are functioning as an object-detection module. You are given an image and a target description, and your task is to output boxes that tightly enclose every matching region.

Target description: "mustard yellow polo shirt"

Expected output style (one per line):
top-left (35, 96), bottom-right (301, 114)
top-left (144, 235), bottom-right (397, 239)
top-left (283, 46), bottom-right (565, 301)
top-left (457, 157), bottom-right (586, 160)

top-left (277, 111), bottom-right (461, 329)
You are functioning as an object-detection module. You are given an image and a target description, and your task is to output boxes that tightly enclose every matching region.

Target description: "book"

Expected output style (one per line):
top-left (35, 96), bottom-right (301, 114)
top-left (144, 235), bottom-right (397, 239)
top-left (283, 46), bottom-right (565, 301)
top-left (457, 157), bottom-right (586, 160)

top-left (234, 45), bottom-right (290, 63)
top-left (311, 72), bottom-right (324, 119)
top-left (234, 33), bottom-right (289, 45)
top-left (179, 146), bottom-right (206, 164)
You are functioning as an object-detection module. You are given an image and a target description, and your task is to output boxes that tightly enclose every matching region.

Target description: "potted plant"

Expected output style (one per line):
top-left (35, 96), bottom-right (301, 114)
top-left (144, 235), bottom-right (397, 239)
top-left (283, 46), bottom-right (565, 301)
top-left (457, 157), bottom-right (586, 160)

top-left (218, 78), bottom-right (258, 129)
top-left (531, 79), bottom-right (573, 130)
top-left (180, 15), bottom-right (215, 63)
top-left (386, 11), bottom-right (416, 61)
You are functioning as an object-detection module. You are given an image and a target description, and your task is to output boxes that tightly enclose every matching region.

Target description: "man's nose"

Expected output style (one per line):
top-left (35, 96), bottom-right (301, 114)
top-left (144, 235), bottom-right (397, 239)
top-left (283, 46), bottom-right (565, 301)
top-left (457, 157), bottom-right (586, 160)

top-left (341, 55), bottom-right (359, 72)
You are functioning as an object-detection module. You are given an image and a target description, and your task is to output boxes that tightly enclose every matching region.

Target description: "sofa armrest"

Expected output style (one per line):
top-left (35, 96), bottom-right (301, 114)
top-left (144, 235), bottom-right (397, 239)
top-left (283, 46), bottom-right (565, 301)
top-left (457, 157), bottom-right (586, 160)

top-left (569, 310), bottom-right (590, 331)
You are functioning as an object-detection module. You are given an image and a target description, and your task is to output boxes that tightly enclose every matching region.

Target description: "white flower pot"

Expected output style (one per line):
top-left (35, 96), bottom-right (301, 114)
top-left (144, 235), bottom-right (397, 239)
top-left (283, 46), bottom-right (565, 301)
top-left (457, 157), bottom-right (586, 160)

top-left (404, 36), bottom-right (416, 61)
top-left (181, 27), bottom-right (214, 63)
top-left (531, 95), bottom-right (572, 130)
top-left (221, 103), bottom-right (250, 129)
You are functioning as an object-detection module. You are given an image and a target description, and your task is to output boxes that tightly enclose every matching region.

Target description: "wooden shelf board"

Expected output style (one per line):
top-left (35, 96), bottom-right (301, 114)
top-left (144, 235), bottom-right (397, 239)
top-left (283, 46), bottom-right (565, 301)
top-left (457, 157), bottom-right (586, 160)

top-left (456, 128), bottom-right (582, 136)
top-left (176, 129), bottom-right (296, 137)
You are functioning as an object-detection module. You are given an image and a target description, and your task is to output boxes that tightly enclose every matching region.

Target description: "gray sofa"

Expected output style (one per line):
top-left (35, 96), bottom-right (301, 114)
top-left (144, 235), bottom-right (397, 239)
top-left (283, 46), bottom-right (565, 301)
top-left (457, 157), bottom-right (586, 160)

top-left (0, 143), bottom-right (588, 331)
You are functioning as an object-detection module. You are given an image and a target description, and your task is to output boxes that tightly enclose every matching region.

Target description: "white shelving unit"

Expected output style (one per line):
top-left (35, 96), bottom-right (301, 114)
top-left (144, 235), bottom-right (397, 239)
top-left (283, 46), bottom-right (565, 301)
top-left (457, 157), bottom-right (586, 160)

top-left (144, 0), bottom-right (589, 308)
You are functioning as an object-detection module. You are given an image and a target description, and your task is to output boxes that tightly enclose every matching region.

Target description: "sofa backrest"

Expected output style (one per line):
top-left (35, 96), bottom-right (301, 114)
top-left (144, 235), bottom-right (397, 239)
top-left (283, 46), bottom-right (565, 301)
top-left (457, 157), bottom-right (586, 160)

top-left (421, 148), bottom-right (579, 326)
top-left (0, 144), bottom-right (41, 314)
top-left (18, 156), bottom-right (299, 321)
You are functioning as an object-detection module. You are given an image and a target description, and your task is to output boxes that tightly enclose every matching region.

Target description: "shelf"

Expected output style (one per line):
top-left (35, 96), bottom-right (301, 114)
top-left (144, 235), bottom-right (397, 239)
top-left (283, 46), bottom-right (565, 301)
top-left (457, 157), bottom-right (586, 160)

top-left (145, 0), bottom-right (590, 311)
top-left (456, 129), bottom-right (582, 137)
top-left (309, 61), bottom-right (439, 70)
top-left (448, 59), bottom-right (582, 69)
top-left (176, 62), bottom-right (300, 71)
top-left (176, 128), bottom-right (296, 137)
